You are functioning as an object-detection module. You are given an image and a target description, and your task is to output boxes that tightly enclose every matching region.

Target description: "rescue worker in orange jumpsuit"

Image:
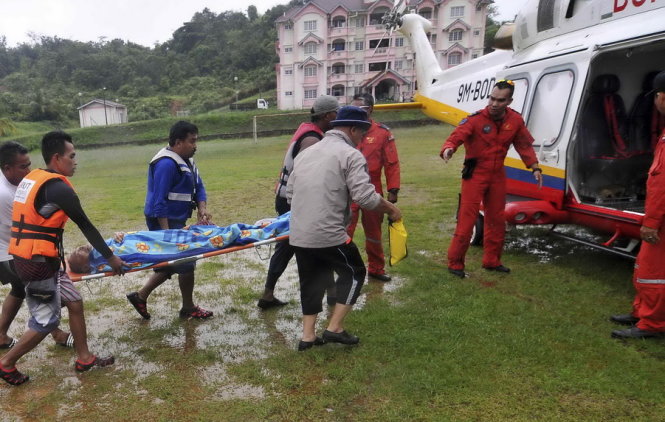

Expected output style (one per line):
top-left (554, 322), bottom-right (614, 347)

top-left (612, 71), bottom-right (665, 338)
top-left (347, 93), bottom-right (400, 281)
top-left (441, 80), bottom-right (543, 278)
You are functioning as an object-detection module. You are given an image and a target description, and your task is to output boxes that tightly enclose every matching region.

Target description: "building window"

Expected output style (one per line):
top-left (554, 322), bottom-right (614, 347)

top-left (369, 39), bottom-right (390, 49)
top-left (449, 29), bottom-right (463, 42)
top-left (284, 47), bottom-right (293, 52)
top-left (332, 63), bottom-right (345, 74)
top-left (332, 84), bottom-right (345, 97)
top-left (285, 23), bottom-right (293, 30)
top-left (354, 63), bottom-right (364, 73)
top-left (451, 6), bottom-right (465, 18)
top-left (369, 62), bottom-right (388, 72)
top-left (395, 37), bottom-right (404, 47)
top-left (285, 69), bottom-right (293, 75)
top-left (304, 66), bottom-right (317, 77)
top-left (332, 17), bottom-right (346, 28)
top-left (394, 60), bottom-right (403, 70)
top-left (355, 41), bottom-right (364, 50)
top-left (304, 42), bottom-right (317, 55)
top-left (448, 52), bottom-right (462, 66)
top-left (472, 53), bottom-right (478, 59)
top-left (332, 40), bottom-right (345, 51)
top-left (370, 8), bottom-right (390, 25)
top-left (355, 16), bottom-right (365, 27)
top-left (304, 89), bottom-right (317, 99)
top-left (304, 20), bottom-right (317, 31)
top-left (430, 34), bottom-right (437, 44)
top-left (285, 91), bottom-right (293, 96)
top-left (418, 8), bottom-right (432, 19)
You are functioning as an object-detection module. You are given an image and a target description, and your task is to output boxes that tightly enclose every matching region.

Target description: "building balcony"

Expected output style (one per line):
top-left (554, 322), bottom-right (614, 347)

top-left (328, 50), bottom-right (350, 60)
top-left (367, 46), bottom-right (399, 57)
top-left (365, 24), bottom-right (387, 35)
top-left (329, 26), bottom-right (352, 36)
top-left (328, 73), bottom-right (352, 83)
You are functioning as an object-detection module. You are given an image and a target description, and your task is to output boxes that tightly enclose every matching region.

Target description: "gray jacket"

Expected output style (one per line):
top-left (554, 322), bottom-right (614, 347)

top-left (286, 129), bottom-right (382, 248)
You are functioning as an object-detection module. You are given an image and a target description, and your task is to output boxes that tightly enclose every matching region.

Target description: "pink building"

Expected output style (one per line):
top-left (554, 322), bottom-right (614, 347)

top-left (276, 0), bottom-right (492, 110)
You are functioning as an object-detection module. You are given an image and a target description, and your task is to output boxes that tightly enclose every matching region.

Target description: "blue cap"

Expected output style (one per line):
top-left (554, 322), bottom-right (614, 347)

top-left (330, 106), bottom-right (371, 129)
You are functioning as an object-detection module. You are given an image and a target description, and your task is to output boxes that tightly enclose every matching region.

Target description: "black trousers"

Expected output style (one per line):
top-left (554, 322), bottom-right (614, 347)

top-left (294, 241), bottom-right (366, 315)
top-left (264, 195), bottom-right (294, 290)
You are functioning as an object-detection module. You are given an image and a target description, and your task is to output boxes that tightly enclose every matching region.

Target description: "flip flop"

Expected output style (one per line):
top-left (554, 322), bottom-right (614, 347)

top-left (56, 333), bottom-right (74, 348)
top-left (0, 338), bottom-right (17, 349)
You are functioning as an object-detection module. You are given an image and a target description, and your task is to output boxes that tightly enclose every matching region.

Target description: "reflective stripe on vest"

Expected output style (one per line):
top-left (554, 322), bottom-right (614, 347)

top-left (150, 146), bottom-right (199, 203)
top-left (636, 278), bottom-right (665, 285)
top-left (9, 169), bottom-right (72, 260)
top-left (168, 192), bottom-right (192, 201)
top-left (275, 122), bottom-right (324, 198)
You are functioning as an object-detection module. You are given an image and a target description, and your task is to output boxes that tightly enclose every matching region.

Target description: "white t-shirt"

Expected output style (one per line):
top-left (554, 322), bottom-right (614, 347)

top-left (0, 172), bottom-right (17, 262)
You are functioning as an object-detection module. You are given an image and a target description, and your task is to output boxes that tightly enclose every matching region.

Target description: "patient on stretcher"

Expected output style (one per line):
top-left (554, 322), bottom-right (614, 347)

top-left (67, 214), bottom-right (289, 275)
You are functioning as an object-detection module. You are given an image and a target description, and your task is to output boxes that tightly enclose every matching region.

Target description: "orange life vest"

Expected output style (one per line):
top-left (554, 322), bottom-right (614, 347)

top-left (9, 169), bottom-right (73, 260)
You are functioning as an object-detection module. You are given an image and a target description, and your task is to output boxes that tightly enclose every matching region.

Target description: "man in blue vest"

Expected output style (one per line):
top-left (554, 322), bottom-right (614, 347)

top-left (127, 121), bottom-right (213, 320)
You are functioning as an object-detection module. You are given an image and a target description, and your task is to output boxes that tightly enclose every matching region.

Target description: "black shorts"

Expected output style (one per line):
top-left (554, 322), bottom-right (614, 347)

top-left (294, 241), bottom-right (366, 315)
top-left (0, 259), bottom-right (26, 299)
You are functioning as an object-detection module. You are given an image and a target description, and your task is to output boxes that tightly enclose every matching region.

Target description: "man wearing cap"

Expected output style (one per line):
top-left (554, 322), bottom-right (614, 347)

top-left (348, 93), bottom-right (401, 282)
top-left (257, 95), bottom-right (340, 309)
top-left (612, 70), bottom-right (665, 339)
top-left (440, 80), bottom-right (542, 278)
top-left (286, 106), bottom-right (401, 350)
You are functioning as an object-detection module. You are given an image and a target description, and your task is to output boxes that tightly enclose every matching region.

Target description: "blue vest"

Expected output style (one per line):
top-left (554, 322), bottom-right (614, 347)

top-left (144, 147), bottom-right (206, 221)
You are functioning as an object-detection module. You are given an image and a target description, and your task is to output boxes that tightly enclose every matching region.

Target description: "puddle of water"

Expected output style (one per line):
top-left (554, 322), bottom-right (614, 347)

top-left (504, 225), bottom-right (610, 263)
top-left (1, 241), bottom-right (407, 414)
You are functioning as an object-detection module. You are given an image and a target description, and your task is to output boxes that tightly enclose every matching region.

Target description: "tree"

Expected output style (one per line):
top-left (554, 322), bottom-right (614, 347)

top-left (247, 5), bottom-right (258, 22)
top-left (0, 118), bottom-right (17, 137)
top-left (484, 5), bottom-right (501, 55)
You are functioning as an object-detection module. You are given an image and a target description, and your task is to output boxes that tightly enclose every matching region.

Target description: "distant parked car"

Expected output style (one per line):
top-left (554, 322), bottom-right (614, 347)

top-left (230, 99), bottom-right (269, 111)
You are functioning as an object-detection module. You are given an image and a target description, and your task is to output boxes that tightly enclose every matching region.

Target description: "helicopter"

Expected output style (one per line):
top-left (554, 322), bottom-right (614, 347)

top-left (376, 0), bottom-right (665, 258)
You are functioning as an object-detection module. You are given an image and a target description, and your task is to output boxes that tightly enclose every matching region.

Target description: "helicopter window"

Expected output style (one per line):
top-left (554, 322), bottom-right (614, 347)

top-left (508, 78), bottom-right (529, 114)
top-left (528, 70), bottom-right (575, 147)
top-left (537, 0), bottom-right (555, 32)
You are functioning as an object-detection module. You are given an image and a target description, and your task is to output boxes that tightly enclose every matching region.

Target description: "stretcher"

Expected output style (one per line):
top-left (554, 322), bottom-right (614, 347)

top-left (68, 214), bottom-right (290, 282)
top-left (69, 235), bottom-right (288, 281)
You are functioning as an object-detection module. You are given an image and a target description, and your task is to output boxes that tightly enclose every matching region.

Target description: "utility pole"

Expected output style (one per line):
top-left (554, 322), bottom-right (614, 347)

top-left (102, 87), bottom-right (108, 125)
top-left (234, 76), bottom-right (239, 104)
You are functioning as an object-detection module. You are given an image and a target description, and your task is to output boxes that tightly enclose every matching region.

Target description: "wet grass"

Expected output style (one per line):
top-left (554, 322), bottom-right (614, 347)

top-left (2, 125), bottom-right (665, 420)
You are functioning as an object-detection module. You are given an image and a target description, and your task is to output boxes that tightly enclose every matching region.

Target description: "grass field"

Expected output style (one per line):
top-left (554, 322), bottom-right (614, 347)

top-left (2, 124), bottom-right (664, 421)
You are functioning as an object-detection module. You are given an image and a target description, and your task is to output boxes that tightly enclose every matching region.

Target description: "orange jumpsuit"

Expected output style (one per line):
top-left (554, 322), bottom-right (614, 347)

top-left (347, 119), bottom-right (400, 275)
top-left (632, 129), bottom-right (665, 331)
top-left (441, 107), bottom-right (538, 270)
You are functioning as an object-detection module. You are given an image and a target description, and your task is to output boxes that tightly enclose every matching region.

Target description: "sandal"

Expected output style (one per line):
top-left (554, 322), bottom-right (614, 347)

top-left (126, 292), bottom-right (151, 320)
top-left (179, 306), bottom-right (213, 320)
top-left (0, 338), bottom-right (17, 349)
top-left (75, 355), bottom-right (115, 373)
top-left (56, 333), bottom-right (74, 348)
top-left (0, 363), bottom-right (29, 386)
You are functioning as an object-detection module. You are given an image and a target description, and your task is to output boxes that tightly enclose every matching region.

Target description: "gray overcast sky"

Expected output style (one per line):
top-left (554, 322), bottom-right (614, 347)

top-left (0, 0), bottom-right (523, 47)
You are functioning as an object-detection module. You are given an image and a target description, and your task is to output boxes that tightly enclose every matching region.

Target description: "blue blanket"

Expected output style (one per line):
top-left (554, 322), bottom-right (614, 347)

top-left (87, 213), bottom-right (289, 274)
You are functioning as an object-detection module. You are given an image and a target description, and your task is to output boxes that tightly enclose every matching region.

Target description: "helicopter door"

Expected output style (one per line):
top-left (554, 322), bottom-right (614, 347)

top-left (524, 69), bottom-right (576, 205)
